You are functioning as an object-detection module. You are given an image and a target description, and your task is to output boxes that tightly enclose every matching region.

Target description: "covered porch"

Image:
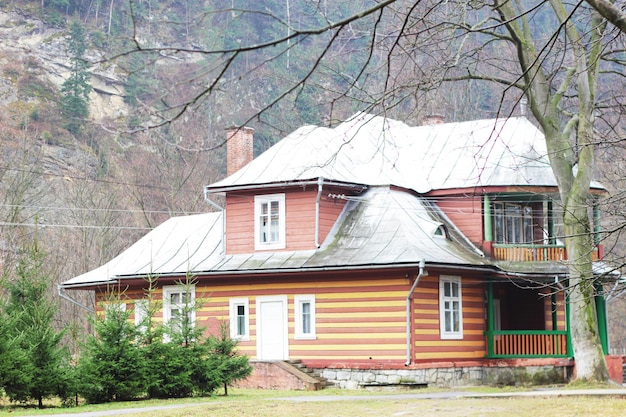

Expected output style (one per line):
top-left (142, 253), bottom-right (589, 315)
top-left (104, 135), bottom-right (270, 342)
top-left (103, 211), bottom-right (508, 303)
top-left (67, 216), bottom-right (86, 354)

top-left (482, 194), bottom-right (604, 263)
top-left (483, 279), bottom-right (609, 359)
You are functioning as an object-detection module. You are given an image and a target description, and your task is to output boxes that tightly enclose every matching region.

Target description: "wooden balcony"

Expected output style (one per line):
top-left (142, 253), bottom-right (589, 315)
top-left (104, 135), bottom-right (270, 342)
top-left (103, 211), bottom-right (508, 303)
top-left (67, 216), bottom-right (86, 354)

top-left (486, 330), bottom-right (571, 358)
top-left (492, 244), bottom-right (599, 262)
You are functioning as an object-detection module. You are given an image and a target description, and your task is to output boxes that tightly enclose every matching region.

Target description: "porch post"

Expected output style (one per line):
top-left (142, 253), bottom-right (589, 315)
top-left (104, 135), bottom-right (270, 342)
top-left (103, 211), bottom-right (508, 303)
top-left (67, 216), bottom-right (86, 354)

top-left (487, 280), bottom-right (494, 357)
top-left (565, 285), bottom-right (573, 357)
top-left (593, 203), bottom-right (601, 246)
top-left (547, 200), bottom-right (555, 245)
top-left (594, 281), bottom-right (609, 355)
top-left (551, 293), bottom-right (558, 331)
top-left (483, 195), bottom-right (492, 242)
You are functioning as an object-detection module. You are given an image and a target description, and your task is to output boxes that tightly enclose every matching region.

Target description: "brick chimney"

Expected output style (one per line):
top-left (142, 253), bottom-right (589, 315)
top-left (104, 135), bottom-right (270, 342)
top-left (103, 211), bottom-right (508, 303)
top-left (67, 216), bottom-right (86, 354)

top-left (422, 114), bottom-right (445, 125)
top-left (226, 127), bottom-right (254, 176)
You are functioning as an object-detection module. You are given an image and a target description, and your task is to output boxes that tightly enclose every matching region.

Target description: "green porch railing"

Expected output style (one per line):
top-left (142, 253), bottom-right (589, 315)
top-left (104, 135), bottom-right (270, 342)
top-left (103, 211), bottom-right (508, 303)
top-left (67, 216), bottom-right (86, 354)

top-left (485, 330), bottom-right (571, 358)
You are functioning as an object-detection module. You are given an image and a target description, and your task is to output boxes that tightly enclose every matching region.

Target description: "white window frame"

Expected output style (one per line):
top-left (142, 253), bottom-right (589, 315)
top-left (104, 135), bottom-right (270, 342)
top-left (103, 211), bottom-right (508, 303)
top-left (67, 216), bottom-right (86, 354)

top-left (254, 193), bottom-right (286, 250)
top-left (229, 298), bottom-right (250, 341)
top-left (294, 295), bottom-right (316, 340)
top-left (163, 284), bottom-right (196, 334)
top-left (439, 275), bottom-right (463, 340)
top-left (104, 301), bottom-right (126, 318)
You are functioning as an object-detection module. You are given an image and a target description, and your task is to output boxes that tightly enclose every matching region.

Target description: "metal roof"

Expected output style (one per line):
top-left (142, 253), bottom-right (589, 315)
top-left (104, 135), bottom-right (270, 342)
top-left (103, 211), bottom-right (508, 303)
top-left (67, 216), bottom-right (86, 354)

top-left (62, 114), bottom-right (608, 289)
top-left (206, 113), bottom-right (605, 194)
top-left (61, 186), bottom-right (489, 288)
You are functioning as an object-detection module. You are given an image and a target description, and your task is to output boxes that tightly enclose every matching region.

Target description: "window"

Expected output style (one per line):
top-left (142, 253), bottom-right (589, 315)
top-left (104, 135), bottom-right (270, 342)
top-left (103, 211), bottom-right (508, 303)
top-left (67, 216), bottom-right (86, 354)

top-left (229, 298), bottom-right (250, 341)
top-left (134, 299), bottom-right (148, 332)
top-left (254, 194), bottom-right (286, 250)
top-left (104, 302), bottom-right (126, 318)
top-left (439, 276), bottom-right (463, 339)
top-left (433, 224), bottom-right (448, 238)
top-left (493, 202), bottom-right (534, 244)
top-left (294, 295), bottom-right (316, 339)
top-left (163, 285), bottom-right (195, 335)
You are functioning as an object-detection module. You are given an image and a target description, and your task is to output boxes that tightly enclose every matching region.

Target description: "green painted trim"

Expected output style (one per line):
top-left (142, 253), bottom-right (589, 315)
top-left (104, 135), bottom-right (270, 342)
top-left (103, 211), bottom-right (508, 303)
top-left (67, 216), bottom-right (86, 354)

top-left (484, 195), bottom-right (492, 242)
top-left (547, 200), bottom-right (555, 245)
top-left (487, 281), bottom-right (494, 357)
top-left (487, 354), bottom-right (571, 359)
top-left (492, 243), bottom-right (565, 249)
top-left (483, 330), bottom-right (571, 359)
top-left (595, 282), bottom-right (609, 355)
top-left (565, 287), bottom-right (573, 357)
top-left (551, 293), bottom-right (558, 331)
top-left (593, 204), bottom-right (601, 246)
top-left (485, 330), bottom-right (569, 336)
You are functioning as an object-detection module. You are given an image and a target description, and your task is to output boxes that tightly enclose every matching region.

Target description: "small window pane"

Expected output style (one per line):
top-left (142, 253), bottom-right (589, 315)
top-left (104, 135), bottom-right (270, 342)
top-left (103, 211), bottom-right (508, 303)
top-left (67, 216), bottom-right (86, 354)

top-left (451, 282), bottom-right (459, 297)
top-left (236, 305), bottom-right (246, 336)
top-left (301, 302), bottom-right (311, 334)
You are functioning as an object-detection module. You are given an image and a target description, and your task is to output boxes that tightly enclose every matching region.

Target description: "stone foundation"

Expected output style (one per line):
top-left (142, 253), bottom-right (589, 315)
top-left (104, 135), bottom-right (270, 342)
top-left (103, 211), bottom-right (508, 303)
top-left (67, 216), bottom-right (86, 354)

top-left (316, 362), bottom-right (571, 389)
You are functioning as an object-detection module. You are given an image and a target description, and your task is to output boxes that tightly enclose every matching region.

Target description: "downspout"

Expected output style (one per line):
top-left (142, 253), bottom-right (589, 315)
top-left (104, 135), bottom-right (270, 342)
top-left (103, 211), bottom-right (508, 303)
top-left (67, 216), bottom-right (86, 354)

top-left (405, 259), bottom-right (426, 366)
top-left (315, 177), bottom-right (324, 248)
top-left (204, 187), bottom-right (225, 254)
top-left (57, 284), bottom-right (95, 313)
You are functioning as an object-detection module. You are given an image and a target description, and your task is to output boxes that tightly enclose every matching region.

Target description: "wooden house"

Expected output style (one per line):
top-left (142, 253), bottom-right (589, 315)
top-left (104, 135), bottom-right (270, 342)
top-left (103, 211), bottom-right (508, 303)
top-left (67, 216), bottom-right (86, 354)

top-left (61, 113), bottom-right (618, 388)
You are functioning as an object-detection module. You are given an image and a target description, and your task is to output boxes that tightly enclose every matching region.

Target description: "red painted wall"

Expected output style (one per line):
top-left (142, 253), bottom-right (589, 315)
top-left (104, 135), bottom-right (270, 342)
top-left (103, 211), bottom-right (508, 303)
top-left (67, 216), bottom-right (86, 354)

top-left (224, 188), bottom-right (346, 254)
top-left (434, 195), bottom-right (483, 247)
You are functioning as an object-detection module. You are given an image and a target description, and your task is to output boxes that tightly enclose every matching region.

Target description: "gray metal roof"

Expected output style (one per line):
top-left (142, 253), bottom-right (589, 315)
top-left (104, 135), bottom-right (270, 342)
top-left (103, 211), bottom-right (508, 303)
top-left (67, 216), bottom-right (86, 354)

top-left (62, 114), bottom-right (608, 289)
top-left (207, 113), bottom-right (605, 193)
top-left (61, 187), bottom-right (489, 288)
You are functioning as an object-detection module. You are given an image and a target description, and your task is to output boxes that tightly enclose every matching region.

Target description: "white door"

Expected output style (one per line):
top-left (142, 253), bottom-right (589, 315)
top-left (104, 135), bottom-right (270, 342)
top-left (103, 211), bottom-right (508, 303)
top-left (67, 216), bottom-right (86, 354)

top-left (256, 296), bottom-right (289, 360)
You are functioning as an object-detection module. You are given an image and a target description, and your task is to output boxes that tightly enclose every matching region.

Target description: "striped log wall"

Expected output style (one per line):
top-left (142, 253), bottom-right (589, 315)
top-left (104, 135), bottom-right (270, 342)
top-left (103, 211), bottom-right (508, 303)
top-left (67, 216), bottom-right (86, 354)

top-left (412, 276), bottom-right (486, 362)
top-left (96, 271), bottom-right (488, 368)
top-left (543, 290), bottom-right (566, 330)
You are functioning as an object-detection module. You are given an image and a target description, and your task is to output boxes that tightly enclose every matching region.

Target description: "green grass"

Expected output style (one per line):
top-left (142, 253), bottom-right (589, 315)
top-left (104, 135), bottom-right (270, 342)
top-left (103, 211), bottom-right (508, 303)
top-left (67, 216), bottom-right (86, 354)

top-left (1, 386), bottom-right (626, 417)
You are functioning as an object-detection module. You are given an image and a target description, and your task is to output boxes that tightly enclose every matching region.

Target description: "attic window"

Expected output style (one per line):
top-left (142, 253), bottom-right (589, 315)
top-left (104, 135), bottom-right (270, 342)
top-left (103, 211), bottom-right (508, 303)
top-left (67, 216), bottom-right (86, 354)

top-left (254, 193), bottom-right (286, 250)
top-left (434, 225), bottom-right (447, 238)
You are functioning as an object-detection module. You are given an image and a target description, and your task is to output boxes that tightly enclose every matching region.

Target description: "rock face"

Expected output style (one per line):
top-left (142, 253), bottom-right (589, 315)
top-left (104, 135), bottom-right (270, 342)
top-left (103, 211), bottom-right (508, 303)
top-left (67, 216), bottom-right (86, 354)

top-left (0, 10), bottom-right (127, 121)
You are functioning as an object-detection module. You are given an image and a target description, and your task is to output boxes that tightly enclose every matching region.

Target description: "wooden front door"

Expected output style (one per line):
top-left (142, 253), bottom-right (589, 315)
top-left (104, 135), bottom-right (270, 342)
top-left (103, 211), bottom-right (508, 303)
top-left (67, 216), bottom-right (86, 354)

top-left (256, 296), bottom-right (289, 360)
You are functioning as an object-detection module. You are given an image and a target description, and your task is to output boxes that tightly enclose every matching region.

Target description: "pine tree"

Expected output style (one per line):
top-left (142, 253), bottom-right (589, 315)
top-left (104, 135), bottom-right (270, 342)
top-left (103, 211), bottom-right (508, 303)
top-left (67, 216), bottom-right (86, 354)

top-left (60, 20), bottom-right (92, 135)
top-left (3, 243), bottom-right (73, 408)
top-left (206, 322), bottom-right (252, 396)
top-left (78, 301), bottom-right (147, 403)
top-left (0, 311), bottom-right (33, 402)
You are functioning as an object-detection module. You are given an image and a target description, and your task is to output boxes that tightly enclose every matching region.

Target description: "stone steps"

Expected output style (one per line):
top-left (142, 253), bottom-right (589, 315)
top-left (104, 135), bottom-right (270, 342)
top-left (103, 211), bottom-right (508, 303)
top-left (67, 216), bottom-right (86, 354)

top-left (285, 359), bottom-right (334, 388)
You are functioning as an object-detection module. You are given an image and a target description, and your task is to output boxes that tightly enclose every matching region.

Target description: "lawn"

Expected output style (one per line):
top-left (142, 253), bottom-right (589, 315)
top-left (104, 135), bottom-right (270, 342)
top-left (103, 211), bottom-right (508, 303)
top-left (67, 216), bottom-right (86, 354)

top-left (1, 388), bottom-right (626, 417)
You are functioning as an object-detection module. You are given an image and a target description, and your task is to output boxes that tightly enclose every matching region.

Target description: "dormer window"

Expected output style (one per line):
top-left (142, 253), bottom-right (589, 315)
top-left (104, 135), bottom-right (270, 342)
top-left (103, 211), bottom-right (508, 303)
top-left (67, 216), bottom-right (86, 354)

top-left (434, 224), bottom-right (448, 238)
top-left (254, 193), bottom-right (286, 250)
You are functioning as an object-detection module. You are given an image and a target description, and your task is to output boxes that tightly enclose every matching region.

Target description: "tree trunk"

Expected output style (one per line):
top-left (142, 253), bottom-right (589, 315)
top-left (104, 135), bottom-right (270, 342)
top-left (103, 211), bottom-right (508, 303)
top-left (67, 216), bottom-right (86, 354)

top-left (564, 203), bottom-right (609, 380)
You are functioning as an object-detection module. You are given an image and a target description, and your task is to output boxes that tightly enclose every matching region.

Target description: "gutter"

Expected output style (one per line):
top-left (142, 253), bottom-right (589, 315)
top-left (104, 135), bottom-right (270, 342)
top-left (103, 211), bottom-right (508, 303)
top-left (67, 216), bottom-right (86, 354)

top-left (203, 188), bottom-right (225, 254)
top-left (60, 262), bottom-right (504, 290)
top-left (315, 177), bottom-right (324, 248)
top-left (204, 179), bottom-right (367, 195)
top-left (406, 259), bottom-right (426, 366)
top-left (57, 284), bottom-right (95, 313)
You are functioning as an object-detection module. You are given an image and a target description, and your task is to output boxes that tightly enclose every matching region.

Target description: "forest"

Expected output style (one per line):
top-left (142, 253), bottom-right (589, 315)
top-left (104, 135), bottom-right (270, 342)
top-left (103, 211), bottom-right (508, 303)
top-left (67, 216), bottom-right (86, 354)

top-left (1, 0), bottom-right (626, 405)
